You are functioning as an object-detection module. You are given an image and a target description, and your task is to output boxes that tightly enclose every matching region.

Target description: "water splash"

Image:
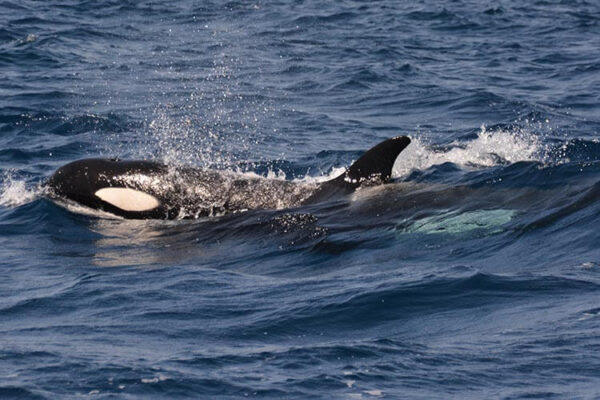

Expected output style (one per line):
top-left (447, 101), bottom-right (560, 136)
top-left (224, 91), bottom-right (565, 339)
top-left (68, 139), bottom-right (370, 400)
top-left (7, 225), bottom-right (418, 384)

top-left (0, 173), bottom-right (39, 207)
top-left (294, 166), bottom-right (347, 184)
top-left (15, 33), bottom-right (37, 46)
top-left (393, 125), bottom-right (546, 178)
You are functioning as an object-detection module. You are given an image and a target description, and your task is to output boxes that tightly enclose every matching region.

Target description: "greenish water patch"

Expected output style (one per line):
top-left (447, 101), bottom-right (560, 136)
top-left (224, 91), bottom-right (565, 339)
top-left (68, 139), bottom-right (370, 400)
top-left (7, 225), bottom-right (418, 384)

top-left (404, 209), bottom-right (517, 236)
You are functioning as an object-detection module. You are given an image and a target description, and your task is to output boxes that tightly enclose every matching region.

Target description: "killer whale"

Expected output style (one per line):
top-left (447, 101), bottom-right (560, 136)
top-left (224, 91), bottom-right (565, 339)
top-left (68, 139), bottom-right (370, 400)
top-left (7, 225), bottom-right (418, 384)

top-left (45, 136), bottom-right (411, 219)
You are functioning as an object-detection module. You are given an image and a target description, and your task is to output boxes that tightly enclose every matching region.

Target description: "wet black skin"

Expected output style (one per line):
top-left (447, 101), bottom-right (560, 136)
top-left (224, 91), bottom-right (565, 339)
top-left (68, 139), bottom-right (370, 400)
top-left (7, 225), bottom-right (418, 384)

top-left (45, 136), bottom-right (411, 219)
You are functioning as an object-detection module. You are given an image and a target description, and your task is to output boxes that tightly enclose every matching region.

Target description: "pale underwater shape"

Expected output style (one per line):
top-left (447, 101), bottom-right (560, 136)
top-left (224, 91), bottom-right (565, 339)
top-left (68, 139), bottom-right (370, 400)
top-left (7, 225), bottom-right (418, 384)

top-left (403, 209), bottom-right (517, 236)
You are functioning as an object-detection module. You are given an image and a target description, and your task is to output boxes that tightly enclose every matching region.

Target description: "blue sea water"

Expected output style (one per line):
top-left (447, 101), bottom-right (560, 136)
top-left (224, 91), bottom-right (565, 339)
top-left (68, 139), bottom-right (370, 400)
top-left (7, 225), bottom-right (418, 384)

top-left (1, 0), bottom-right (600, 398)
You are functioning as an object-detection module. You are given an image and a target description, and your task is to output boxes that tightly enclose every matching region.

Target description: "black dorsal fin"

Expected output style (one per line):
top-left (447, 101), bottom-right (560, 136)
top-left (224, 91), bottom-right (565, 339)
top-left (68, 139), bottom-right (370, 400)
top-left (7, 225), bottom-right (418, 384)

top-left (344, 135), bottom-right (411, 184)
top-left (304, 136), bottom-right (411, 204)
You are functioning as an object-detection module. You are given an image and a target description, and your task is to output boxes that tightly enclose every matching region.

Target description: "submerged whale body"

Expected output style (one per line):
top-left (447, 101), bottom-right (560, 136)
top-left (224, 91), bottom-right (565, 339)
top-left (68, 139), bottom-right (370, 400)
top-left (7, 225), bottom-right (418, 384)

top-left (45, 136), bottom-right (411, 219)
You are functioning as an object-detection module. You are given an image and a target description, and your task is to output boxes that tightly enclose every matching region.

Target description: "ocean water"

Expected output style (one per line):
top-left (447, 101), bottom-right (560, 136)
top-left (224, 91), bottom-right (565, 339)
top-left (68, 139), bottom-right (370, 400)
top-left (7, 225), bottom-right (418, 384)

top-left (1, 0), bottom-right (600, 398)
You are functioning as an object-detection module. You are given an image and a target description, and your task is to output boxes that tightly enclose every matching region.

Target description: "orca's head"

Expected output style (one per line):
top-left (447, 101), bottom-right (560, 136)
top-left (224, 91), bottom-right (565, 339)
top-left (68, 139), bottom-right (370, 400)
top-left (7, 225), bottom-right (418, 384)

top-left (46, 159), bottom-right (170, 218)
top-left (46, 159), bottom-right (109, 201)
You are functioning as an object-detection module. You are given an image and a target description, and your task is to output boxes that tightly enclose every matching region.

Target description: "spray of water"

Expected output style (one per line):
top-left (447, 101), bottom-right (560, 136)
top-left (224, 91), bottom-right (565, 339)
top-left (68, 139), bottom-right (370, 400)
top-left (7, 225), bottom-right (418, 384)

top-left (133, 45), bottom-right (275, 169)
top-left (0, 172), bottom-right (39, 207)
top-left (392, 124), bottom-right (547, 178)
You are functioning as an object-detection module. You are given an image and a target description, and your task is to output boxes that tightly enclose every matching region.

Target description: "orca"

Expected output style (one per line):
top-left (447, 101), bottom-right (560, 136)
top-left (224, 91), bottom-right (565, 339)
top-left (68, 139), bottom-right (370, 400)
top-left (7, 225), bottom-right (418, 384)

top-left (44, 136), bottom-right (411, 219)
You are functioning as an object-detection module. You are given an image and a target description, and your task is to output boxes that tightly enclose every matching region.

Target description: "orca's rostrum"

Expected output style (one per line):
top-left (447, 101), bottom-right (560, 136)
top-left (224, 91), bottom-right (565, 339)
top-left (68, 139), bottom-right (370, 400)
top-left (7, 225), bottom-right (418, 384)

top-left (45, 136), bottom-right (411, 219)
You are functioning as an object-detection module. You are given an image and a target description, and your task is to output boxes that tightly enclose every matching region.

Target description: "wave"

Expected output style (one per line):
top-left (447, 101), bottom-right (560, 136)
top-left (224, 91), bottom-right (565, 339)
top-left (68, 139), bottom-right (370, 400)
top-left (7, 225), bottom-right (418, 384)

top-left (215, 272), bottom-right (600, 339)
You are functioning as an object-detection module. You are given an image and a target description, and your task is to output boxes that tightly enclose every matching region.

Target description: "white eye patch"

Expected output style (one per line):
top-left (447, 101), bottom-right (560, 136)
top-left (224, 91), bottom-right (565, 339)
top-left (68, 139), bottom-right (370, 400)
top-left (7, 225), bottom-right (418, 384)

top-left (95, 187), bottom-right (160, 212)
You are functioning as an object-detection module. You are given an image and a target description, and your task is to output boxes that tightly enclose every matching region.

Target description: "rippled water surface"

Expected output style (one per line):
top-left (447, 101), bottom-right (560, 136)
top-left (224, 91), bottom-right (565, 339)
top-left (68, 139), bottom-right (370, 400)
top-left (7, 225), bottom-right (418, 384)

top-left (1, 1), bottom-right (600, 398)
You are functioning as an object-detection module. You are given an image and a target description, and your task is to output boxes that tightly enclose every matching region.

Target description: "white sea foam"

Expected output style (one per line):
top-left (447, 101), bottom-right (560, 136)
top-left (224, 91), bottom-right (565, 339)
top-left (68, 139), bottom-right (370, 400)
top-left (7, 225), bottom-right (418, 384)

top-left (392, 125), bottom-right (545, 178)
top-left (0, 173), bottom-right (39, 207)
top-left (294, 166), bottom-right (347, 184)
top-left (141, 374), bottom-right (169, 384)
top-left (231, 165), bottom-right (346, 185)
